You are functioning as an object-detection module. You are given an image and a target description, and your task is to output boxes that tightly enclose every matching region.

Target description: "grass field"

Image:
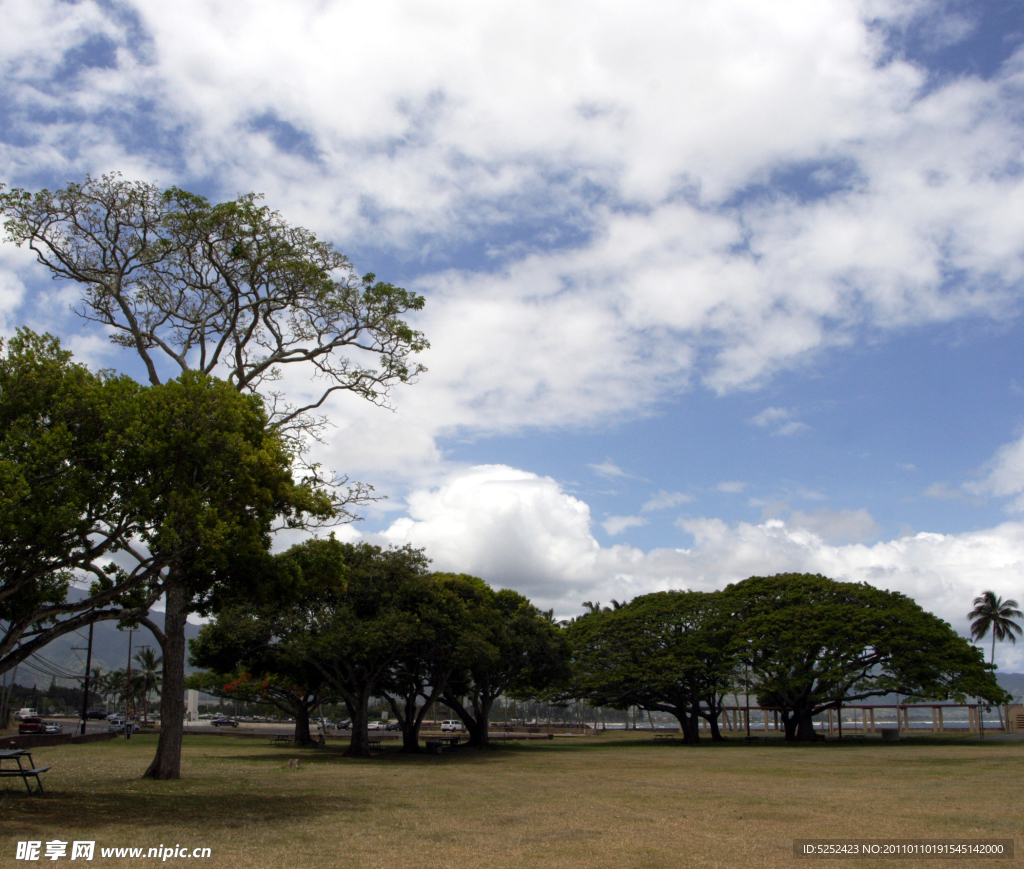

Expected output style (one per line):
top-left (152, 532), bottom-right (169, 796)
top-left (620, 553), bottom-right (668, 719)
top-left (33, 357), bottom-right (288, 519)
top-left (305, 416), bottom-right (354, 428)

top-left (0, 732), bottom-right (1019, 868)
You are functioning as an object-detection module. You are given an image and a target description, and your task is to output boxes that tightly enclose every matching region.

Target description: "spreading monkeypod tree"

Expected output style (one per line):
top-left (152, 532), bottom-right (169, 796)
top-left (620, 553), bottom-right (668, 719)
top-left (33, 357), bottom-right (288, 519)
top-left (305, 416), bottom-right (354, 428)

top-left (441, 588), bottom-right (572, 748)
top-left (569, 575), bottom-right (1009, 742)
top-left (568, 591), bottom-right (735, 744)
top-left (1, 175), bottom-right (427, 779)
top-left (727, 574), bottom-right (1010, 741)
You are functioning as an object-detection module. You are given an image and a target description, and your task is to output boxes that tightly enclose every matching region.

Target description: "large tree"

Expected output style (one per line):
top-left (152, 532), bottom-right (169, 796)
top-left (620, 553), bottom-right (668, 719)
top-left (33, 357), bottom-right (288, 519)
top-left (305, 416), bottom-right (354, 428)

top-left (727, 573), bottom-right (1010, 741)
top-left (131, 373), bottom-right (332, 776)
top-left (296, 543), bottom-right (434, 757)
top-left (568, 591), bottom-right (736, 744)
top-left (379, 572), bottom-right (491, 753)
top-left (441, 587), bottom-right (571, 748)
top-left (1, 175), bottom-right (427, 778)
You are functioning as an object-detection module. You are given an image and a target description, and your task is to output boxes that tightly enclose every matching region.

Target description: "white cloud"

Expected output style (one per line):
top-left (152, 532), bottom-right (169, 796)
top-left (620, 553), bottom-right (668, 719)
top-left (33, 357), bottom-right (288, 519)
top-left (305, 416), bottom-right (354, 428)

top-left (380, 463), bottom-right (1024, 668)
top-left (2, 0), bottom-right (1024, 455)
top-left (749, 406), bottom-right (808, 436)
top-left (925, 482), bottom-right (964, 501)
top-left (787, 507), bottom-right (880, 544)
top-left (717, 481), bottom-right (747, 494)
top-left (968, 432), bottom-right (1024, 510)
top-left (602, 515), bottom-right (646, 536)
top-left (588, 459), bottom-right (632, 479)
top-left (642, 490), bottom-right (695, 512)
top-left (382, 464), bottom-right (602, 602)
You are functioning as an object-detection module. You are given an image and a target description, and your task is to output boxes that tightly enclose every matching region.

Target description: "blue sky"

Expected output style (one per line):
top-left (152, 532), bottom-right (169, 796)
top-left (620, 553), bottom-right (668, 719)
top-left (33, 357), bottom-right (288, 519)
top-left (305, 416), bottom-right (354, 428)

top-left (3, 0), bottom-right (1024, 666)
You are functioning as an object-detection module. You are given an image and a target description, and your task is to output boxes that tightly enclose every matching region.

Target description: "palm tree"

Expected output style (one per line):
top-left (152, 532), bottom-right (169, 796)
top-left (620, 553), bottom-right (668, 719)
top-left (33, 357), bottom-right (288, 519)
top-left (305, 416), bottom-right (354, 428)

top-left (133, 649), bottom-right (163, 723)
top-left (969, 591), bottom-right (1023, 665)
top-left (968, 591), bottom-right (1022, 730)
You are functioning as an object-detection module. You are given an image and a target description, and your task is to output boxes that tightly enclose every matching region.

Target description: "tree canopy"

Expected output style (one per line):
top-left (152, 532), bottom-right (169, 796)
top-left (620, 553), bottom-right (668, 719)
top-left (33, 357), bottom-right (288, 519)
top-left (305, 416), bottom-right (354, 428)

top-left (0, 175), bottom-right (428, 435)
top-left (726, 574), bottom-right (1008, 740)
top-left (569, 574), bottom-right (1008, 742)
top-left (442, 586), bottom-right (571, 748)
top-left (0, 329), bottom-right (165, 673)
top-left (568, 590), bottom-right (734, 744)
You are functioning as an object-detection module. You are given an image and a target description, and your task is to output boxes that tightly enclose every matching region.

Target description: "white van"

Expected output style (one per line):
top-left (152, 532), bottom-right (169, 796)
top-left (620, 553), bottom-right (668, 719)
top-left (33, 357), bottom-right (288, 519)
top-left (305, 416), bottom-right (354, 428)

top-left (440, 719), bottom-right (463, 732)
top-left (15, 708), bottom-right (38, 721)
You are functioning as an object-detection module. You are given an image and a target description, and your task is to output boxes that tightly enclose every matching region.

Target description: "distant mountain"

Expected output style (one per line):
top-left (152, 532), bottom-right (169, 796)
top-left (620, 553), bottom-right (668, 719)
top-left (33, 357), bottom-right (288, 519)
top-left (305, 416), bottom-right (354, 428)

top-left (997, 672), bottom-right (1024, 702)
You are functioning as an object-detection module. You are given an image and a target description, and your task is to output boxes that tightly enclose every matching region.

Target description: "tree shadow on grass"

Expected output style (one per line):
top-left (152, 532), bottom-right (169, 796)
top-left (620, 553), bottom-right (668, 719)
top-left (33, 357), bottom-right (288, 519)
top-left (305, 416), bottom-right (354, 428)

top-left (0, 783), bottom-right (367, 837)
top-left (213, 744), bottom-right (515, 768)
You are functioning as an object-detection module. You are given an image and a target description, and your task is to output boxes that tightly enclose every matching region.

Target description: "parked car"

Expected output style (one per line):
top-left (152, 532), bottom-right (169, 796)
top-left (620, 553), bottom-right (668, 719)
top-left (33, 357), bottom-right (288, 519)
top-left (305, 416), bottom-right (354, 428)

top-left (43, 722), bottom-right (63, 734)
top-left (385, 721), bottom-right (401, 731)
top-left (335, 720), bottom-right (351, 730)
top-left (86, 710), bottom-right (107, 720)
top-left (15, 708), bottom-right (38, 722)
top-left (440, 719), bottom-right (464, 732)
top-left (107, 718), bottom-right (140, 733)
top-left (210, 717), bottom-right (238, 727)
top-left (367, 720), bottom-right (385, 731)
top-left (18, 717), bottom-right (44, 734)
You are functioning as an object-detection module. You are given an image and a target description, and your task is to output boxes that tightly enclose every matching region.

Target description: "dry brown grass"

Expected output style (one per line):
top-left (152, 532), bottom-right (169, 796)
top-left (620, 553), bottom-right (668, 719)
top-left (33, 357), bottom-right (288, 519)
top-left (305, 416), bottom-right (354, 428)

top-left (0, 732), bottom-right (1019, 868)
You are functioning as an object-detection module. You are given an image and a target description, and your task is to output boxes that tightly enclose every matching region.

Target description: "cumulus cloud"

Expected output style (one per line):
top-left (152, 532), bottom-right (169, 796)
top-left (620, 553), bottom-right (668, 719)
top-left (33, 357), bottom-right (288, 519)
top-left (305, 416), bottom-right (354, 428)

top-left (382, 464), bottom-right (603, 602)
top-left (967, 432), bottom-right (1024, 510)
top-left (2, 0), bottom-right (1024, 459)
top-left (602, 515), bottom-right (646, 536)
top-left (379, 464), bottom-right (1024, 668)
top-left (787, 507), bottom-right (881, 544)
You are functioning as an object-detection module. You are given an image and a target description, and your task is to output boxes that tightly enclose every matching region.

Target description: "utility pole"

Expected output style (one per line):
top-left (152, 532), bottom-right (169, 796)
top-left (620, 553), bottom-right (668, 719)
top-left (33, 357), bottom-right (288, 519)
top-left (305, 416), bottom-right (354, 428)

top-left (744, 665), bottom-right (751, 738)
top-left (77, 620), bottom-right (94, 736)
top-left (125, 628), bottom-right (136, 740)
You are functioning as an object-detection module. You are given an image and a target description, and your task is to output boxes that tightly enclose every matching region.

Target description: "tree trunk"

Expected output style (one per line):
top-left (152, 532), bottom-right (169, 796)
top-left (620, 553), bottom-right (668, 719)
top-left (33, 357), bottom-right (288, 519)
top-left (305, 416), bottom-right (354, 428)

top-left (386, 693), bottom-right (423, 754)
top-left (782, 710), bottom-right (797, 741)
top-left (681, 713), bottom-right (699, 744)
top-left (473, 696), bottom-right (494, 748)
top-left (143, 581), bottom-right (187, 780)
top-left (707, 708), bottom-right (724, 742)
top-left (785, 708), bottom-right (818, 742)
top-left (443, 693), bottom-right (491, 747)
top-left (293, 701), bottom-right (313, 746)
top-left (344, 691), bottom-right (372, 757)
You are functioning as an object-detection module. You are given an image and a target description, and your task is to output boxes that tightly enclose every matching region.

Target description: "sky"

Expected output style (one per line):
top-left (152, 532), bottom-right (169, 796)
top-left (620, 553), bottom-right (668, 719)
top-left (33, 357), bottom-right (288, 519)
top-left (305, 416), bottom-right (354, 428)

top-left (2, 0), bottom-right (1024, 667)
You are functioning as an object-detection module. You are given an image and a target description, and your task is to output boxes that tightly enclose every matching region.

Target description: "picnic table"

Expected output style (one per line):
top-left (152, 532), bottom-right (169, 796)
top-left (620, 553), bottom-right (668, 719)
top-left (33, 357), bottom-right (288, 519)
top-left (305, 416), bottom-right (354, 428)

top-left (0, 749), bottom-right (50, 794)
top-left (269, 735), bottom-right (291, 746)
top-left (424, 736), bottom-right (460, 755)
top-left (367, 738), bottom-right (382, 750)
